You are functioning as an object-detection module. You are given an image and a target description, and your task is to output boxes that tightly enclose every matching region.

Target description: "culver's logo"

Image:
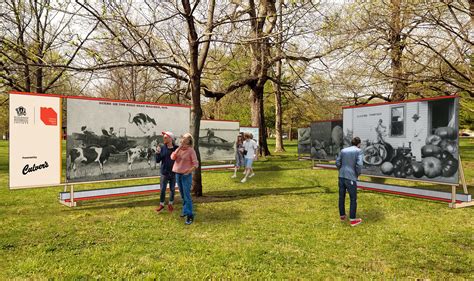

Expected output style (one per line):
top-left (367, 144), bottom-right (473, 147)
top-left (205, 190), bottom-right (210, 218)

top-left (22, 161), bottom-right (49, 175)
top-left (14, 106), bottom-right (29, 124)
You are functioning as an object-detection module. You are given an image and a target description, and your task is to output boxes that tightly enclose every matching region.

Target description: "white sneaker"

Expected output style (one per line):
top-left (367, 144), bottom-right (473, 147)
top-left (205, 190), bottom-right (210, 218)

top-left (241, 178), bottom-right (247, 183)
top-left (249, 173), bottom-right (255, 178)
top-left (231, 174), bottom-right (237, 178)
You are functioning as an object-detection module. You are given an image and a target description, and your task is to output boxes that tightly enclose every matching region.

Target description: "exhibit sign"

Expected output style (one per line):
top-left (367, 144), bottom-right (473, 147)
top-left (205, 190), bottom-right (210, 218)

top-left (297, 127), bottom-right (311, 155)
top-left (200, 120), bottom-right (239, 161)
top-left (9, 93), bottom-right (62, 189)
top-left (66, 98), bottom-right (190, 183)
top-left (240, 126), bottom-right (259, 144)
top-left (310, 120), bottom-right (343, 160)
top-left (343, 96), bottom-right (459, 184)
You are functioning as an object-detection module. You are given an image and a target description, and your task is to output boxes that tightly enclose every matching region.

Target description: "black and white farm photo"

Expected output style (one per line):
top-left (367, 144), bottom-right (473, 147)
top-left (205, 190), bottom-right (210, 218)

top-left (199, 120), bottom-right (239, 162)
top-left (66, 98), bottom-right (190, 183)
top-left (343, 97), bottom-right (460, 184)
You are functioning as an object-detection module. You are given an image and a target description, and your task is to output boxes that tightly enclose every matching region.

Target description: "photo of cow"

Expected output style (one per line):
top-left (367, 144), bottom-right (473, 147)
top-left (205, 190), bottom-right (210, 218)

top-left (342, 96), bottom-right (459, 184)
top-left (199, 120), bottom-right (239, 162)
top-left (66, 98), bottom-right (190, 183)
top-left (310, 120), bottom-right (343, 160)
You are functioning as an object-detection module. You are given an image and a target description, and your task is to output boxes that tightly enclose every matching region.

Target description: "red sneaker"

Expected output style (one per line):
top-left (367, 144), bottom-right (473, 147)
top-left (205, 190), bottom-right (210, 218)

top-left (350, 218), bottom-right (362, 227)
top-left (340, 215), bottom-right (346, 221)
top-left (168, 204), bottom-right (174, 212)
top-left (155, 205), bottom-right (165, 212)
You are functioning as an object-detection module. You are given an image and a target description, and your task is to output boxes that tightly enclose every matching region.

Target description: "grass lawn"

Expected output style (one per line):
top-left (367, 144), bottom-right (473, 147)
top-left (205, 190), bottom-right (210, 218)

top-left (0, 139), bottom-right (473, 279)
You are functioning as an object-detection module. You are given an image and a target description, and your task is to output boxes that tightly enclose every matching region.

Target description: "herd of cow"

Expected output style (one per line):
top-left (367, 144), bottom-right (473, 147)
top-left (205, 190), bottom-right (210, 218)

top-left (67, 139), bottom-right (159, 177)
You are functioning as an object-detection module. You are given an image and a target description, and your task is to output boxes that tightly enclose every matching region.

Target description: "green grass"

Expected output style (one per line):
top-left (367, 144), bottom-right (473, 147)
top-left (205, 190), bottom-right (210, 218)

top-left (0, 139), bottom-right (473, 279)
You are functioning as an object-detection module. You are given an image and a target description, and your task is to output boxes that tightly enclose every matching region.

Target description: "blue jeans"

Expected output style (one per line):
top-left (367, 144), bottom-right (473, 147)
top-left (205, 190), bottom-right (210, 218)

top-left (338, 177), bottom-right (357, 219)
top-left (160, 173), bottom-right (176, 204)
top-left (176, 173), bottom-right (193, 217)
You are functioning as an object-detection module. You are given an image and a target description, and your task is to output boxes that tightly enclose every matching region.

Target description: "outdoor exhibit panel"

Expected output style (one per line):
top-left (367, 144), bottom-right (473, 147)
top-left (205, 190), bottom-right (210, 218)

top-left (66, 98), bottom-right (190, 183)
top-left (9, 93), bottom-right (61, 189)
top-left (240, 127), bottom-right (259, 144)
top-left (343, 96), bottom-right (460, 184)
top-left (310, 120), bottom-right (343, 160)
top-left (199, 120), bottom-right (239, 161)
top-left (298, 127), bottom-right (311, 155)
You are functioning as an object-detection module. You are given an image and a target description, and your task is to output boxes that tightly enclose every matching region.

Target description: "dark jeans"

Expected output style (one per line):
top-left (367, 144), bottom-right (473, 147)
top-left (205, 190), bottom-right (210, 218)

top-left (338, 177), bottom-right (357, 219)
top-left (176, 173), bottom-right (193, 217)
top-left (160, 173), bottom-right (176, 204)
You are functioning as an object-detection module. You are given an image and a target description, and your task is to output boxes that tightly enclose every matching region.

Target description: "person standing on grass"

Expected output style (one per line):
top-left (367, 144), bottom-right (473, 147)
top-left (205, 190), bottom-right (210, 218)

top-left (241, 132), bottom-right (258, 183)
top-left (231, 134), bottom-right (245, 178)
top-left (171, 133), bottom-right (199, 225)
top-left (336, 136), bottom-right (363, 226)
top-left (155, 131), bottom-right (178, 213)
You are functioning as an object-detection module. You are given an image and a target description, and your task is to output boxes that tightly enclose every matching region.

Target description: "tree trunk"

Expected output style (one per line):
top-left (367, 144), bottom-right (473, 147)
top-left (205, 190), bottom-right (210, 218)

top-left (390, 0), bottom-right (407, 101)
top-left (182, 0), bottom-right (204, 196)
top-left (273, 0), bottom-right (285, 153)
top-left (190, 82), bottom-right (203, 197)
top-left (274, 86), bottom-right (284, 152)
top-left (250, 84), bottom-right (271, 156)
top-left (470, 0), bottom-right (474, 87)
top-left (288, 124), bottom-right (292, 141)
top-left (34, 1), bottom-right (44, 94)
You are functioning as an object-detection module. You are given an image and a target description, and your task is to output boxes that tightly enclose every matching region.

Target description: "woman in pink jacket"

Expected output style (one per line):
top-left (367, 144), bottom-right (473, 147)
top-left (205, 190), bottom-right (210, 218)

top-left (171, 133), bottom-right (199, 225)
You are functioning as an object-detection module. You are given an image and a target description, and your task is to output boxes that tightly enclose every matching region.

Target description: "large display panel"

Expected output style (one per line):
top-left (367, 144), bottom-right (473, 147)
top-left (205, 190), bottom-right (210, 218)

top-left (310, 120), bottom-right (343, 160)
top-left (199, 120), bottom-right (239, 162)
top-left (9, 93), bottom-right (62, 189)
top-left (297, 127), bottom-right (311, 155)
top-left (240, 126), bottom-right (259, 144)
top-left (67, 98), bottom-right (190, 183)
top-left (343, 96), bottom-right (459, 184)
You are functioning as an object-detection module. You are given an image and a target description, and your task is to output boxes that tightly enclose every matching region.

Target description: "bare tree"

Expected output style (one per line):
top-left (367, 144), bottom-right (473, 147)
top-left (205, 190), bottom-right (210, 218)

top-left (203, 1), bottom-right (334, 156)
top-left (272, 0), bottom-right (284, 152)
top-left (0, 0), bottom-right (98, 94)
top-left (329, 0), bottom-right (472, 104)
top-left (73, 0), bottom-right (225, 196)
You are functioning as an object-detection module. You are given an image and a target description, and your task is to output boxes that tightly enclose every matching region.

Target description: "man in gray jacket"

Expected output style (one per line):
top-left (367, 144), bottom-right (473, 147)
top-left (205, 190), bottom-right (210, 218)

top-left (336, 137), bottom-right (363, 226)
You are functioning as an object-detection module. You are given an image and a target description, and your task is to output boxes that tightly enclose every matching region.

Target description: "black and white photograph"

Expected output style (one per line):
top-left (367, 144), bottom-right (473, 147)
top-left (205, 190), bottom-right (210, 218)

top-left (66, 98), bottom-right (190, 183)
top-left (310, 120), bottom-right (343, 160)
top-left (297, 127), bottom-right (311, 155)
top-left (199, 120), bottom-right (239, 162)
top-left (343, 96), bottom-right (459, 184)
top-left (240, 127), bottom-right (259, 144)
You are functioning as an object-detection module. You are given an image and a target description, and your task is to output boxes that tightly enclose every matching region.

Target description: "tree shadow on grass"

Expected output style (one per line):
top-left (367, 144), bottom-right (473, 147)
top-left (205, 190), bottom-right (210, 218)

top-left (73, 196), bottom-right (160, 210)
top-left (71, 185), bottom-right (334, 210)
top-left (195, 185), bottom-right (334, 204)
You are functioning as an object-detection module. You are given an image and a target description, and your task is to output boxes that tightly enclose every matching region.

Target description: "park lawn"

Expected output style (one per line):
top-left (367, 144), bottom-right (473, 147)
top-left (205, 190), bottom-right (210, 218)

top-left (0, 139), bottom-right (472, 279)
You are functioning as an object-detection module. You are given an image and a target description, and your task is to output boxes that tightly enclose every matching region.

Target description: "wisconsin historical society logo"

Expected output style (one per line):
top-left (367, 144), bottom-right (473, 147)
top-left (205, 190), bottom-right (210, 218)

top-left (14, 106), bottom-right (29, 124)
top-left (16, 106), bottom-right (26, 116)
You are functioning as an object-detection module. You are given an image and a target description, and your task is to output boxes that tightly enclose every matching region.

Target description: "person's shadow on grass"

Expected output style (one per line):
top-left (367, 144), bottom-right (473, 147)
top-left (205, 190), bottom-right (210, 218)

top-left (357, 208), bottom-right (385, 223)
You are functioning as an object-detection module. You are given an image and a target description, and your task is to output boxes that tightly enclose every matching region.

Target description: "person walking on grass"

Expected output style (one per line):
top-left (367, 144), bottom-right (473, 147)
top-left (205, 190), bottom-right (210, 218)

top-left (171, 133), bottom-right (199, 225)
top-left (336, 136), bottom-right (363, 227)
top-left (155, 131), bottom-right (178, 213)
top-left (231, 134), bottom-right (245, 178)
top-left (241, 132), bottom-right (258, 183)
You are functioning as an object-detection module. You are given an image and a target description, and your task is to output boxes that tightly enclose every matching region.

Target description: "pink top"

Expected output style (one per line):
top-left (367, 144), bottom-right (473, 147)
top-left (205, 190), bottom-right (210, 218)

top-left (171, 146), bottom-right (199, 174)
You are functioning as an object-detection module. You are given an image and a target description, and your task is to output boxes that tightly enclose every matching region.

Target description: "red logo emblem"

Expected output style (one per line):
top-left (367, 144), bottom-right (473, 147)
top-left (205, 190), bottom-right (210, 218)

top-left (40, 107), bottom-right (57, 126)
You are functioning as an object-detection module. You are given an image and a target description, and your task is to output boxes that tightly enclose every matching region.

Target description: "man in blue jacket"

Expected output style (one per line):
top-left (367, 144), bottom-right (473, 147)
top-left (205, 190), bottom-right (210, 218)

top-left (336, 137), bottom-right (363, 226)
top-left (155, 131), bottom-right (179, 213)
